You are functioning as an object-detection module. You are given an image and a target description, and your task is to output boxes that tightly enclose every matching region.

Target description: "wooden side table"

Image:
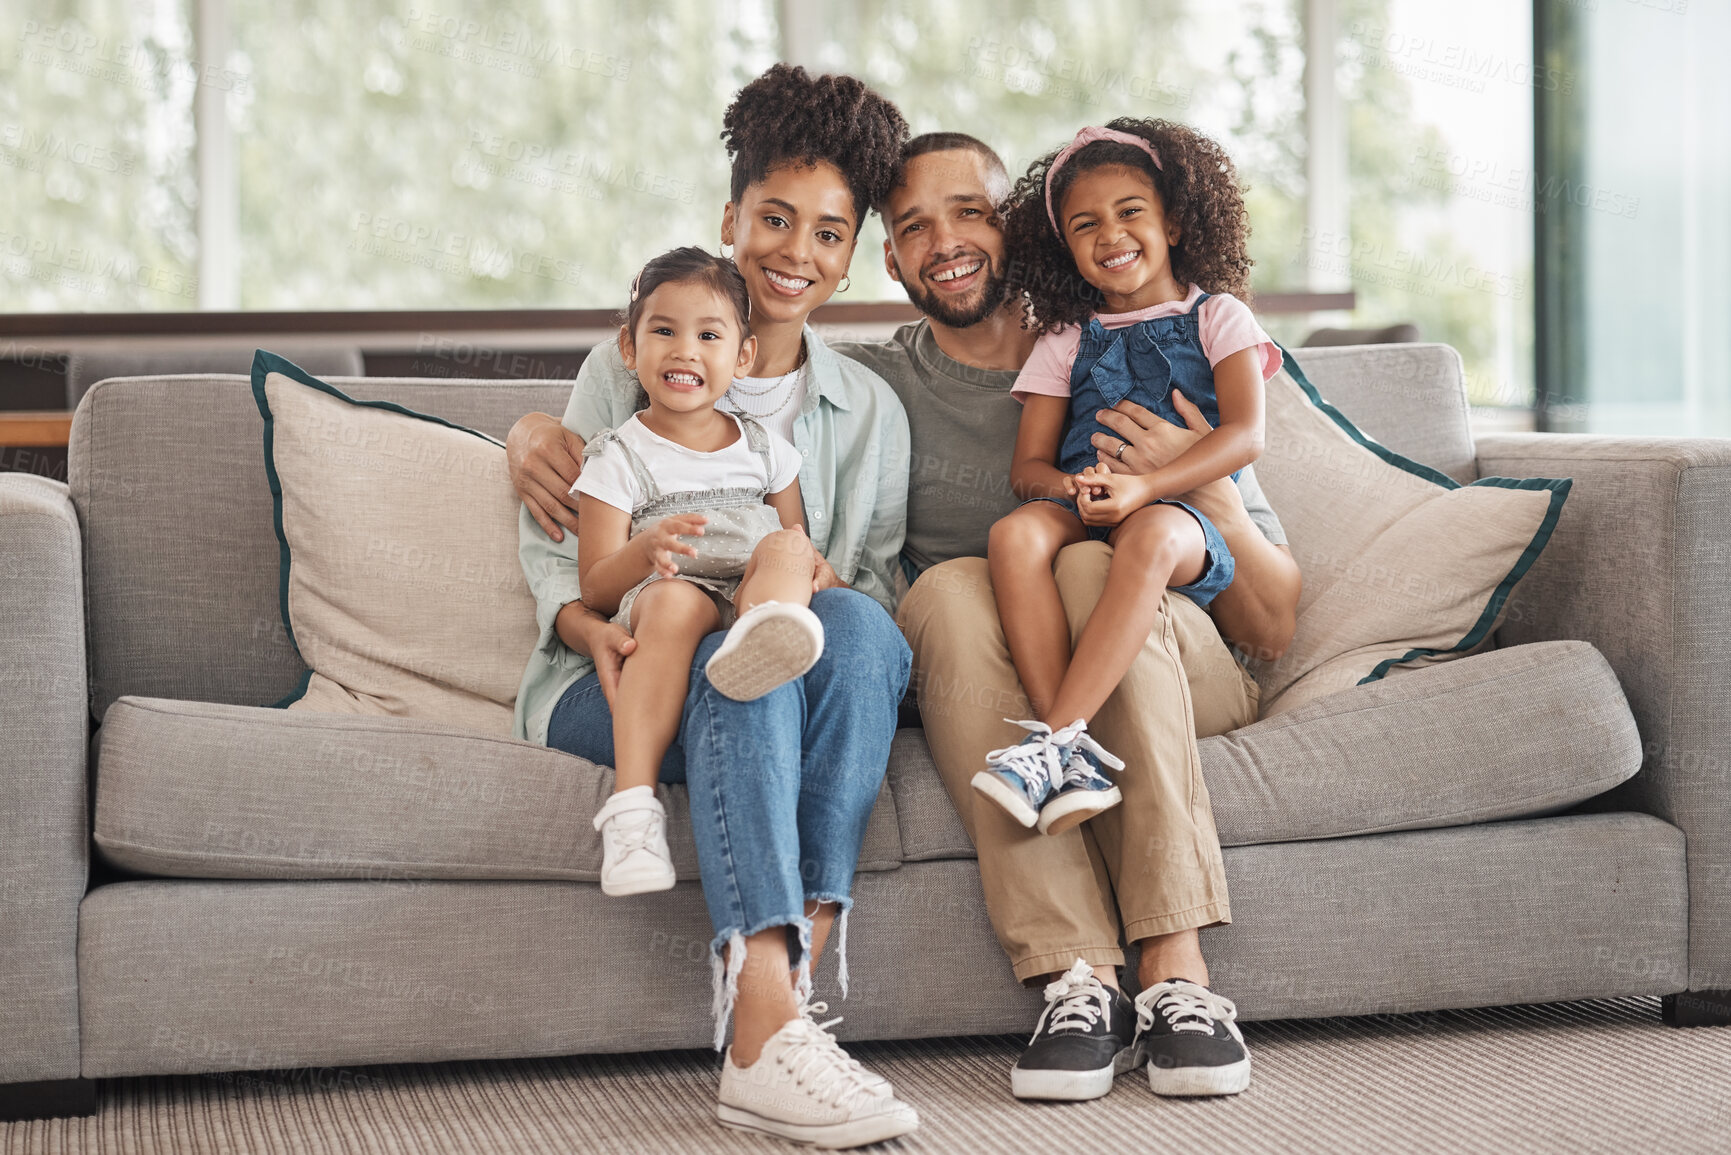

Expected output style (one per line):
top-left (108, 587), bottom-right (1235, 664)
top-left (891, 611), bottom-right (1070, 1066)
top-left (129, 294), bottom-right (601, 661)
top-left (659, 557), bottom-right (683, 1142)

top-left (0, 411), bottom-right (74, 448)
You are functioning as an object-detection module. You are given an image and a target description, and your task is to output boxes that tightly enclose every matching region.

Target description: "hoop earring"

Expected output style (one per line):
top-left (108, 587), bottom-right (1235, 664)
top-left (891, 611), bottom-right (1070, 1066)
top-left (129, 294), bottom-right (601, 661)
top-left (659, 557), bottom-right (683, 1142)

top-left (838, 275), bottom-right (851, 294)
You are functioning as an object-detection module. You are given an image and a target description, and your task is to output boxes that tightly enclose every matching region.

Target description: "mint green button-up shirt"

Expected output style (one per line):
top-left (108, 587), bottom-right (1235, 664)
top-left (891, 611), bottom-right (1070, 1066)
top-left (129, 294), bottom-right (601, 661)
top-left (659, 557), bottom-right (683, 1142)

top-left (513, 326), bottom-right (911, 745)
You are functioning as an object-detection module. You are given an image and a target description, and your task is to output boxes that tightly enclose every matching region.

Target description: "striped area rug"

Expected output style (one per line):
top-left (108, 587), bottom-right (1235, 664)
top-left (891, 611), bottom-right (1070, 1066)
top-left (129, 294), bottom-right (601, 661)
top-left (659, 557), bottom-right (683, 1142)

top-left (5, 997), bottom-right (1728, 1154)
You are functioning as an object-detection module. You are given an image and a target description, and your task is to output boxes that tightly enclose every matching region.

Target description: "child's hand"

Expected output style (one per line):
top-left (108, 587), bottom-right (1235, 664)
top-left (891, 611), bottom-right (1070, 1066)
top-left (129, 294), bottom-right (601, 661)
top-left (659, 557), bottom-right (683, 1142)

top-left (1073, 466), bottom-right (1156, 527)
top-left (811, 551), bottom-right (844, 593)
top-left (589, 622), bottom-right (639, 712)
top-left (1067, 463), bottom-right (1113, 504)
top-left (1064, 466), bottom-right (1106, 502)
top-left (636, 514), bottom-right (707, 578)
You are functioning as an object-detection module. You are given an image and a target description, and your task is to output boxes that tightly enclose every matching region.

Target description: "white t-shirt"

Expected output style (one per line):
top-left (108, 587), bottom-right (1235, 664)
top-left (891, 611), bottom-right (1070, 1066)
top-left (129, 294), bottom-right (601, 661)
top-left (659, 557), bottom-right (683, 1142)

top-left (720, 364), bottom-right (807, 443)
top-left (571, 411), bottom-right (803, 516)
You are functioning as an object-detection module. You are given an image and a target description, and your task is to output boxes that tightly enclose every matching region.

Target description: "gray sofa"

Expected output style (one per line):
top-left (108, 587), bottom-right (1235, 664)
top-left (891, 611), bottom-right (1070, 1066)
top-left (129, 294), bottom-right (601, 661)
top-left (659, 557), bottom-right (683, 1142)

top-left (3, 344), bottom-right (1728, 1122)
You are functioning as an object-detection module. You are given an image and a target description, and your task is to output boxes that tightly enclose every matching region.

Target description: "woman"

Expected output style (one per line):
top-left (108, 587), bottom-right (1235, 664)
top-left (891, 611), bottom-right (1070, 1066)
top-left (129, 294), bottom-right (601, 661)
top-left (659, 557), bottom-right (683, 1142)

top-left (509, 65), bottom-right (918, 1149)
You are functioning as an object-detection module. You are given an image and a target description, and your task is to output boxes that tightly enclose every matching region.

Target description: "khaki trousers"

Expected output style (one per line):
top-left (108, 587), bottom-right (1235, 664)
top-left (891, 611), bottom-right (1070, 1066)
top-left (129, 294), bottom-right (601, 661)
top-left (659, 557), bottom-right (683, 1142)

top-left (897, 546), bottom-right (1257, 982)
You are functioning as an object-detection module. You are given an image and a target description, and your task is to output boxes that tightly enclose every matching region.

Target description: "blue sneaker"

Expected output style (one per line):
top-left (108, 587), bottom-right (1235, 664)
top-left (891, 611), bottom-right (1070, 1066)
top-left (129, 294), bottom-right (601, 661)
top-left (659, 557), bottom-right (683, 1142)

top-left (971, 719), bottom-right (1070, 828)
top-left (1037, 722), bottom-right (1126, 836)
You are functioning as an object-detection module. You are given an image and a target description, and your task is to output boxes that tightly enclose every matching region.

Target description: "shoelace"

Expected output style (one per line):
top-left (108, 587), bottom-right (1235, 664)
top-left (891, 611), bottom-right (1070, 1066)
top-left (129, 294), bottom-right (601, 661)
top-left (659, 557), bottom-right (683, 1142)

top-left (605, 810), bottom-right (664, 859)
top-left (1136, 981), bottom-right (1244, 1042)
top-left (1060, 722), bottom-right (1126, 773)
top-left (1032, 959), bottom-right (1112, 1041)
top-left (1057, 749), bottom-right (1111, 791)
top-left (774, 1005), bottom-right (891, 1110)
top-left (799, 1002), bottom-right (891, 1095)
top-left (985, 720), bottom-right (1069, 797)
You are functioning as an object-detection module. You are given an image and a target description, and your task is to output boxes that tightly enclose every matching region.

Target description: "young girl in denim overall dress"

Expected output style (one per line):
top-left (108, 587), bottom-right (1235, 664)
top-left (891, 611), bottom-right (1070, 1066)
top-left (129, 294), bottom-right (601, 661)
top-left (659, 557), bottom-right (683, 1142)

top-left (978, 120), bottom-right (1282, 836)
top-left (575, 247), bottom-right (829, 896)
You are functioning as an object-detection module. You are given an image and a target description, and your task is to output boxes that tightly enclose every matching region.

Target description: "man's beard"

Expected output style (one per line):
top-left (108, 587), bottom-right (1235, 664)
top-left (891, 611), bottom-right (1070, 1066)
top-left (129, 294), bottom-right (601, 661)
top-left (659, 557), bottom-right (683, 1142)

top-left (900, 254), bottom-right (1010, 329)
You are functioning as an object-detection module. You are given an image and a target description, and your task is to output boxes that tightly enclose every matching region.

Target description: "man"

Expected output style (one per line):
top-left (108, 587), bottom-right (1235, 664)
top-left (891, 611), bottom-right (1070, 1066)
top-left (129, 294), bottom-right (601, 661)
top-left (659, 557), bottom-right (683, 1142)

top-left (832, 133), bottom-right (1299, 1101)
top-left (505, 132), bottom-right (1300, 1103)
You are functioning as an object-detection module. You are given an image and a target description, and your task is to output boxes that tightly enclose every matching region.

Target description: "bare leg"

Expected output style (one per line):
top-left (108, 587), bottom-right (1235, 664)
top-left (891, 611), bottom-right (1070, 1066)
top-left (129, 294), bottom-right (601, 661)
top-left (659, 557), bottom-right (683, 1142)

top-left (728, 928), bottom-right (802, 1067)
top-left (734, 529), bottom-right (816, 615)
top-left (726, 900), bottom-right (843, 1067)
top-left (1136, 927), bottom-right (1211, 988)
top-left (1041, 930), bottom-right (1209, 995)
top-left (808, 899), bottom-right (839, 962)
top-left (1043, 506), bottom-right (1205, 729)
top-left (614, 580), bottom-right (720, 793)
top-left (988, 504), bottom-right (1087, 719)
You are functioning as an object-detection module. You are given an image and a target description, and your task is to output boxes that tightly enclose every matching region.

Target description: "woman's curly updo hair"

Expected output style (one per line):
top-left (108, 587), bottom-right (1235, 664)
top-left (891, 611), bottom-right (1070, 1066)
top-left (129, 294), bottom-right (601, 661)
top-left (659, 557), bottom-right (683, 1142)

top-left (1002, 117), bottom-right (1253, 334)
top-left (720, 63), bottom-right (909, 226)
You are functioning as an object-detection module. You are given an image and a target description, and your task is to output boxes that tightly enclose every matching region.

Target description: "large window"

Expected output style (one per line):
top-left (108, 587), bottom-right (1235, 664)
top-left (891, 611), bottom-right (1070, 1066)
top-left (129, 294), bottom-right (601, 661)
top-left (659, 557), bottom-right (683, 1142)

top-left (4, 1), bottom-right (777, 311)
top-left (1537, 0), bottom-right (1729, 435)
top-left (795, 0), bottom-right (1307, 305)
top-left (224, 0), bottom-right (776, 310)
top-left (4, 0), bottom-right (201, 311)
top-left (7, 1), bottom-right (1545, 420)
top-left (1332, 0), bottom-right (1534, 415)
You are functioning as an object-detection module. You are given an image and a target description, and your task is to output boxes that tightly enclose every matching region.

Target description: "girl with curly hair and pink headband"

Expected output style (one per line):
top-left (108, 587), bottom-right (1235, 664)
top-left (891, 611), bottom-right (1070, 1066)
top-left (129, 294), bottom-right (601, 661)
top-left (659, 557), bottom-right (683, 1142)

top-left (973, 119), bottom-right (1282, 840)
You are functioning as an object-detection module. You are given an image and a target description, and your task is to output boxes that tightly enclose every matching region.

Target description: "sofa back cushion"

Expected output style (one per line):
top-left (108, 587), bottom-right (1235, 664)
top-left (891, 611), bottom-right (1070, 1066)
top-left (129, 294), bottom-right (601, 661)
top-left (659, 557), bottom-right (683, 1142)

top-left (64, 343), bottom-right (1473, 721)
top-left (66, 343), bottom-right (363, 409)
top-left (68, 373), bottom-right (573, 720)
top-left (254, 353), bottom-right (538, 734)
top-left (1286, 343), bottom-right (1477, 484)
top-left (1248, 352), bottom-right (1566, 714)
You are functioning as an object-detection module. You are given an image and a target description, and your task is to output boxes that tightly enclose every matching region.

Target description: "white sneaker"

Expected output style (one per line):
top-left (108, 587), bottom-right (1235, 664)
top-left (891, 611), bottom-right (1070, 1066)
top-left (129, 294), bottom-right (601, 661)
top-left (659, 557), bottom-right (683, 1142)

top-left (704, 600), bottom-right (825, 702)
top-left (719, 1003), bottom-right (918, 1149)
top-left (591, 786), bottom-right (675, 897)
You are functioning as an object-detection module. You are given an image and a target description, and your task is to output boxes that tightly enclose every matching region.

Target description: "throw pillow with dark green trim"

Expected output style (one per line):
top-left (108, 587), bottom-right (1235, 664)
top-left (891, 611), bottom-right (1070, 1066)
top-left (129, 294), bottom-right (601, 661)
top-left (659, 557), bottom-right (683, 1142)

top-left (1250, 349), bottom-right (1570, 716)
top-left (252, 349), bottom-right (538, 735)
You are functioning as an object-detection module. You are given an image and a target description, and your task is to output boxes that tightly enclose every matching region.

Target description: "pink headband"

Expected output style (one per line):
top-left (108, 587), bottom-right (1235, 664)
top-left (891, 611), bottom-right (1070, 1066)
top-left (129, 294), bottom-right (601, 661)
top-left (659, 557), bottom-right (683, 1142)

top-left (1044, 126), bottom-right (1163, 235)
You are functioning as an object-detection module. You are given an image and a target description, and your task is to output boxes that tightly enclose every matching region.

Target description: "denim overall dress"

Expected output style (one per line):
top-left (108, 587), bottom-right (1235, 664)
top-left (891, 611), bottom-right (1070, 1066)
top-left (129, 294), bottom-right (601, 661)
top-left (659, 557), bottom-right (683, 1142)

top-left (583, 415), bottom-right (786, 628)
top-left (1036, 294), bottom-right (1236, 606)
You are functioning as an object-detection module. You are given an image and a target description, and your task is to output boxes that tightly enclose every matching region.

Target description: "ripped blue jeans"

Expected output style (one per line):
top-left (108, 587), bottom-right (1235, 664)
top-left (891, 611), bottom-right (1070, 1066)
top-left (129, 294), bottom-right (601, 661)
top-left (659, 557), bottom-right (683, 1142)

top-left (547, 587), bottom-right (910, 1049)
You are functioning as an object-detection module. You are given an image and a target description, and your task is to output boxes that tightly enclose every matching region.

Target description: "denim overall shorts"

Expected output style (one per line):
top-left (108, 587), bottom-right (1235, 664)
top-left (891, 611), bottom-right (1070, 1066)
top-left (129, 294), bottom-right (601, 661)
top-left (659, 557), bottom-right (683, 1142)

top-left (583, 415), bottom-right (786, 628)
top-left (1030, 294), bottom-right (1236, 606)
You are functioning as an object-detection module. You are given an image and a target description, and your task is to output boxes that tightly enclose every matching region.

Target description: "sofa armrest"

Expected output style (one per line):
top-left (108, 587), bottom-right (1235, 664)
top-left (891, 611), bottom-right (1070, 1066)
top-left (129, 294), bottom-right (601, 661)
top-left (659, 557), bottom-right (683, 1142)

top-left (1477, 433), bottom-right (1731, 991)
top-left (0, 475), bottom-right (88, 1084)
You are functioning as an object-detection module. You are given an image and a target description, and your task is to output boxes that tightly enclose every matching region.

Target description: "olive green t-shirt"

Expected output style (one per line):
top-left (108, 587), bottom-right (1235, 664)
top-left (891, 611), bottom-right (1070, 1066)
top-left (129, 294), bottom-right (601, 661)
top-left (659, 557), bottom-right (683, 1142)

top-left (833, 320), bottom-right (1287, 581)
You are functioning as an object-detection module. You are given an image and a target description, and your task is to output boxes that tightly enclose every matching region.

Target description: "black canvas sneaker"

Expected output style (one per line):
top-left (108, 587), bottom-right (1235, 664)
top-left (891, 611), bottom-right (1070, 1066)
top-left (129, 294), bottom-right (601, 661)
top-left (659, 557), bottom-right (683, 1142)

top-left (1133, 978), bottom-right (1252, 1096)
top-left (1011, 959), bottom-right (1140, 1100)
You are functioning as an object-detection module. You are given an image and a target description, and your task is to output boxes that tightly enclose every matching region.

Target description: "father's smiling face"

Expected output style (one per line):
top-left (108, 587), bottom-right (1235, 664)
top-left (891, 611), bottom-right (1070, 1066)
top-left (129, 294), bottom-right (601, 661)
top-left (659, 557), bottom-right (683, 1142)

top-left (881, 146), bottom-right (1012, 330)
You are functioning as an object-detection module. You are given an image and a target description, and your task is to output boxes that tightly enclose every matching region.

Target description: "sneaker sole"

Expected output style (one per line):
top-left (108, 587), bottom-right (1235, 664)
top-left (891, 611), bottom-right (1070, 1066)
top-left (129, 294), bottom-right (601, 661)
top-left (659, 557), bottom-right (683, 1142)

top-left (1036, 785), bottom-right (1124, 836)
top-left (1010, 1045), bottom-right (1139, 1101)
top-left (705, 615), bottom-right (823, 702)
top-left (717, 1102), bottom-right (919, 1149)
top-left (599, 871), bottom-right (677, 897)
top-left (1145, 1055), bottom-right (1251, 1097)
top-left (970, 772), bottom-right (1040, 828)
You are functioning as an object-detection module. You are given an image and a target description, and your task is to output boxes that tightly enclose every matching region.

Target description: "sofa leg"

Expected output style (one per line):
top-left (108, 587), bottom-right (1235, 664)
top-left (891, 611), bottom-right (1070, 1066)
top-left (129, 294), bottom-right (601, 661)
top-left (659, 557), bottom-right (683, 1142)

top-left (0, 1077), bottom-right (97, 1121)
top-left (1662, 990), bottom-right (1731, 1027)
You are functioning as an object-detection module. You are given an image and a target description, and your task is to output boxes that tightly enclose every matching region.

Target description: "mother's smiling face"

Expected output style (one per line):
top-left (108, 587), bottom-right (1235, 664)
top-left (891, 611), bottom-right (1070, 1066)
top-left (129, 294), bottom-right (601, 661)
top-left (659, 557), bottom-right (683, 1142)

top-left (720, 160), bottom-right (860, 331)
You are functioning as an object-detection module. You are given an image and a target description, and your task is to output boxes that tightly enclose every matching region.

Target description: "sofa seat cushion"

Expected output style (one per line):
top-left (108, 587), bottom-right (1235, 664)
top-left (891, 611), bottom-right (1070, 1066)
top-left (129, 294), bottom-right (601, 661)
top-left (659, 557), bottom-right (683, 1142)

top-left (888, 730), bottom-right (976, 862)
top-left (93, 697), bottom-right (904, 881)
top-left (1209, 639), bottom-right (1641, 845)
top-left (890, 640), bottom-right (1642, 860)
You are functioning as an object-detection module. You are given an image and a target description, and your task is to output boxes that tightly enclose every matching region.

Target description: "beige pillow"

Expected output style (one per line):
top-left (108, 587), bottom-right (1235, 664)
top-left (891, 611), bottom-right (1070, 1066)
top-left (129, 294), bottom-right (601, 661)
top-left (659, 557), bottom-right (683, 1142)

top-left (1250, 353), bottom-right (1569, 717)
top-left (253, 351), bottom-right (538, 736)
